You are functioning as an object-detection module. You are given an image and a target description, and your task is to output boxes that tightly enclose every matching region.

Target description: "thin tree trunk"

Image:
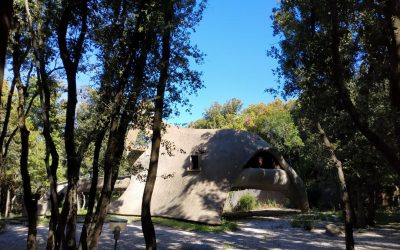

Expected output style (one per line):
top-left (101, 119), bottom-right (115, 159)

top-left (56, 0), bottom-right (88, 248)
top-left (0, 79), bottom-right (16, 216)
top-left (24, 1), bottom-right (62, 248)
top-left (317, 122), bottom-right (354, 250)
top-left (0, 79), bottom-right (17, 151)
top-left (4, 187), bottom-right (10, 217)
top-left (78, 129), bottom-right (105, 250)
top-left (0, 0), bottom-right (13, 208)
top-left (87, 120), bottom-right (128, 249)
top-left (86, 43), bottom-right (153, 250)
top-left (142, 1), bottom-right (173, 248)
top-left (384, 0), bottom-right (400, 157)
top-left (13, 31), bottom-right (37, 249)
top-left (86, 2), bottom-right (153, 247)
top-left (10, 193), bottom-right (16, 214)
top-left (81, 193), bottom-right (86, 211)
top-left (366, 185), bottom-right (376, 226)
top-left (354, 182), bottom-right (366, 228)
top-left (77, 193), bottom-right (81, 213)
top-left (78, 6), bottom-right (128, 246)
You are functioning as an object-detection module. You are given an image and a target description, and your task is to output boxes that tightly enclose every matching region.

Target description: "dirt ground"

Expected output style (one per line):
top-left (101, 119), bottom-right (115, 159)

top-left (0, 216), bottom-right (399, 249)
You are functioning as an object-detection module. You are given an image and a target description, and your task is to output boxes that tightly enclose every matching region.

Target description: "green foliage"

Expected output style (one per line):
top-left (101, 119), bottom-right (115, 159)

top-left (290, 219), bottom-right (314, 231)
top-left (37, 216), bottom-right (50, 226)
top-left (190, 98), bottom-right (304, 162)
top-left (152, 217), bottom-right (238, 233)
top-left (270, 0), bottom-right (400, 204)
top-left (268, 0), bottom-right (400, 214)
top-left (256, 199), bottom-right (284, 209)
top-left (290, 210), bottom-right (343, 230)
top-left (234, 193), bottom-right (257, 212)
top-left (242, 99), bottom-right (304, 156)
top-left (375, 209), bottom-right (400, 225)
top-left (190, 98), bottom-right (244, 129)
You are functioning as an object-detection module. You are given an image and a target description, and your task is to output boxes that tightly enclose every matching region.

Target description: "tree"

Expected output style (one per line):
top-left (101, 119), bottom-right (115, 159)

top-left (83, 1), bottom-right (157, 247)
top-left (190, 98), bottom-right (244, 129)
top-left (12, 15), bottom-right (37, 249)
top-left (0, 0), bottom-right (14, 218)
top-left (2, 1), bottom-right (205, 248)
top-left (269, 1), bottom-right (400, 248)
top-left (141, 0), bottom-right (173, 248)
top-left (317, 122), bottom-right (354, 250)
top-left (242, 100), bottom-right (303, 161)
top-left (23, 0), bottom-right (64, 247)
top-left (0, 0), bottom-right (13, 99)
top-left (190, 98), bottom-right (304, 163)
top-left (270, 0), bottom-right (400, 176)
top-left (55, 0), bottom-right (88, 247)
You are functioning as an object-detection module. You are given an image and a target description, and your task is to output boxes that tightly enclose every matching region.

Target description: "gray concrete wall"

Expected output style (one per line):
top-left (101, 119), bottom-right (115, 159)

top-left (110, 126), bottom-right (309, 224)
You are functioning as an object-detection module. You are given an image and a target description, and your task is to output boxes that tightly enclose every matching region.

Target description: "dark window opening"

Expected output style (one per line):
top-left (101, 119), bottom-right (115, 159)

top-left (190, 155), bottom-right (200, 171)
top-left (244, 151), bottom-right (281, 169)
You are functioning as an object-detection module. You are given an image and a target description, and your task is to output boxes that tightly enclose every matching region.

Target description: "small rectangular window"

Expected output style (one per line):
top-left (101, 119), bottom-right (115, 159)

top-left (189, 155), bottom-right (200, 171)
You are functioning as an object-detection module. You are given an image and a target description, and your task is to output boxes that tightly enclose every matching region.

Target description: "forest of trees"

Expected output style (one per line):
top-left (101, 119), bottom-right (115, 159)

top-left (0, 0), bottom-right (206, 249)
top-left (270, 1), bottom-right (400, 249)
top-left (190, 0), bottom-right (400, 248)
top-left (0, 0), bottom-right (399, 250)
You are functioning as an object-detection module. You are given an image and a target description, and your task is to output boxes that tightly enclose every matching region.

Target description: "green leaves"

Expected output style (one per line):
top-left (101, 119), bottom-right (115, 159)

top-left (190, 98), bottom-right (304, 159)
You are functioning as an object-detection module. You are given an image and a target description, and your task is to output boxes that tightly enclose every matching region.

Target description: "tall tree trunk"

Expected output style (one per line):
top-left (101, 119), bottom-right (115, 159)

top-left (384, 0), bottom-right (400, 157)
top-left (317, 122), bottom-right (354, 250)
top-left (56, 0), bottom-right (88, 248)
top-left (86, 37), bottom-right (153, 250)
top-left (24, 2), bottom-right (62, 248)
top-left (13, 31), bottom-right (37, 249)
top-left (0, 0), bottom-right (15, 210)
top-left (85, 3), bottom-right (152, 248)
top-left (142, 1), bottom-right (173, 249)
top-left (0, 0), bottom-right (13, 208)
top-left (0, 78), bottom-right (16, 216)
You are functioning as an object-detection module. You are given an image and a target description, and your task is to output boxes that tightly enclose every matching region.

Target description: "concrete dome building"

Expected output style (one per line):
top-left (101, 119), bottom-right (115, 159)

top-left (110, 126), bottom-right (309, 224)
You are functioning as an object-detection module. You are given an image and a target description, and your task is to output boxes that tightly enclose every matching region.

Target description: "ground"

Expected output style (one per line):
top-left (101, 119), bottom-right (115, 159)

top-left (0, 214), bottom-right (399, 249)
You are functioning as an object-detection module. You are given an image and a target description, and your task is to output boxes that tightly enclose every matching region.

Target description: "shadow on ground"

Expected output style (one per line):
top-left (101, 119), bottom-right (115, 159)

top-left (0, 216), bottom-right (399, 250)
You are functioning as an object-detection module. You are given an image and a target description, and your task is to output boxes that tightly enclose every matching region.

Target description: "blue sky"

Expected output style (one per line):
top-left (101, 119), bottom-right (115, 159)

top-left (168, 0), bottom-right (280, 125)
top-left (4, 1), bottom-right (281, 125)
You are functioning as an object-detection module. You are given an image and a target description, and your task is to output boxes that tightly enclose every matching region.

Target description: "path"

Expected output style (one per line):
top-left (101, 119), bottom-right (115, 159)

top-left (0, 217), bottom-right (399, 249)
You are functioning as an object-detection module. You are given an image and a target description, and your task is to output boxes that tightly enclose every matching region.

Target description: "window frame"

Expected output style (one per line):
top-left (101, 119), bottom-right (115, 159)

top-left (188, 155), bottom-right (201, 172)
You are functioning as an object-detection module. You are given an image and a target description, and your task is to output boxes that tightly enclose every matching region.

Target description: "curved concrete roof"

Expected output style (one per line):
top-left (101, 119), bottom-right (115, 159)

top-left (110, 126), bottom-right (309, 224)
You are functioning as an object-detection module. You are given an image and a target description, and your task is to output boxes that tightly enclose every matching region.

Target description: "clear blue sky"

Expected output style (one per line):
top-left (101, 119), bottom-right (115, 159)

top-left (168, 0), bottom-right (280, 125)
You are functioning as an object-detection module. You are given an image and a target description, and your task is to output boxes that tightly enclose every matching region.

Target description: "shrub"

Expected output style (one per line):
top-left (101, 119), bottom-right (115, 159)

top-left (234, 193), bottom-right (256, 212)
top-left (291, 219), bottom-right (314, 231)
top-left (256, 199), bottom-right (284, 209)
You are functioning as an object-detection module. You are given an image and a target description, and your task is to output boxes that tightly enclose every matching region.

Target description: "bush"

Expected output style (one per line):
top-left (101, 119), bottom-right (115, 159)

top-left (234, 193), bottom-right (256, 212)
top-left (291, 219), bottom-right (314, 231)
top-left (256, 199), bottom-right (285, 209)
